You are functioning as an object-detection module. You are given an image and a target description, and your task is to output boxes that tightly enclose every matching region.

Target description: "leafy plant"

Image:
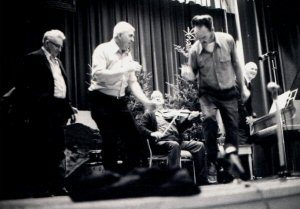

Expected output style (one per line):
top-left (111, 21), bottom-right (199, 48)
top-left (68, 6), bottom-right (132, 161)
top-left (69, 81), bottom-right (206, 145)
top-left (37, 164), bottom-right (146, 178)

top-left (126, 70), bottom-right (153, 121)
top-left (127, 27), bottom-right (203, 141)
top-left (168, 27), bottom-right (204, 141)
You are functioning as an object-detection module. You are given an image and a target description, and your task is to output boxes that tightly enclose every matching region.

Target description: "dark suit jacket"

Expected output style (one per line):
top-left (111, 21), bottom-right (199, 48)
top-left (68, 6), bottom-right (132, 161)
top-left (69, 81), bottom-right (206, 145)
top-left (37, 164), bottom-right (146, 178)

top-left (16, 49), bottom-right (73, 120)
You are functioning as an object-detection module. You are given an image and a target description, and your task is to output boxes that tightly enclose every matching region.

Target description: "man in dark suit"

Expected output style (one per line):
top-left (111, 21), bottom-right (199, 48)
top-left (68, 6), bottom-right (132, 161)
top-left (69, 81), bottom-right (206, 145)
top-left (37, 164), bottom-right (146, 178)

top-left (15, 29), bottom-right (76, 197)
top-left (238, 62), bottom-right (258, 145)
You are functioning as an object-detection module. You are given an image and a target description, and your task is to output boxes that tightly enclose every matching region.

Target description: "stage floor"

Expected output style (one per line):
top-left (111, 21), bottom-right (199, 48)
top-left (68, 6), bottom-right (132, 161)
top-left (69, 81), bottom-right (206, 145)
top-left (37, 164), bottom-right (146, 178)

top-left (1, 176), bottom-right (300, 209)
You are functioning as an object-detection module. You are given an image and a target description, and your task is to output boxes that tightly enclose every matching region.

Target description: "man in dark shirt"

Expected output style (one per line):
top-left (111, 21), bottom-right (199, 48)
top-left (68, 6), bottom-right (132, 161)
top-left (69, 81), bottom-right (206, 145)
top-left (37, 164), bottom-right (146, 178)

top-left (182, 15), bottom-right (250, 182)
top-left (140, 90), bottom-right (207, 185)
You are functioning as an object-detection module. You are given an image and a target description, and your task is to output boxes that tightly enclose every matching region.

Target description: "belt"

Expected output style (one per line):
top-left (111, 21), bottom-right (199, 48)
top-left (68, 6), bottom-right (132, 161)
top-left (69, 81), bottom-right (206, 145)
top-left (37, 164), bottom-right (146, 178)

top-left (90, 90), bottom-right (126, 101)
top-left (200, 86), bottom-right (239, 100)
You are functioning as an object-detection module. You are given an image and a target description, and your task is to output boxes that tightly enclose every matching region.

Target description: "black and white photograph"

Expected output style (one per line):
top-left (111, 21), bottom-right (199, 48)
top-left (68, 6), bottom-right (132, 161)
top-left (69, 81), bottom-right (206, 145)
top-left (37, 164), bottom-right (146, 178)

top-left (0, 0), bottom-right (300, 208)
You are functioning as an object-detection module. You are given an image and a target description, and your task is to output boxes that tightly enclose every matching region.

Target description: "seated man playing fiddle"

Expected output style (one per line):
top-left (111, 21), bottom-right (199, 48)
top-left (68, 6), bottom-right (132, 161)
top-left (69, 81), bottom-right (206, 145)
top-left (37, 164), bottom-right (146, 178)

top-left (140, 90), bottom-right (207, 185)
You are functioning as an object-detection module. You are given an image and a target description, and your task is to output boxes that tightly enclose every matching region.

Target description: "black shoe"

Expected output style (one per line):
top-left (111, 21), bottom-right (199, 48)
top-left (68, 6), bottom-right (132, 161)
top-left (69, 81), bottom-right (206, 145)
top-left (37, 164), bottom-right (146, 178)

top-left (217, 168), bottom-right (234, 184)
top-left (206, 162), bottom-right (218, 184)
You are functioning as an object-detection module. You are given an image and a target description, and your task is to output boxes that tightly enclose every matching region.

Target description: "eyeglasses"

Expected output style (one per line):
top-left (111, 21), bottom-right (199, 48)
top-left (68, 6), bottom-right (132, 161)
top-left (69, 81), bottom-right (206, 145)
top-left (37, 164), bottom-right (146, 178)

top-left (48, 40), bottom-right (63, 49)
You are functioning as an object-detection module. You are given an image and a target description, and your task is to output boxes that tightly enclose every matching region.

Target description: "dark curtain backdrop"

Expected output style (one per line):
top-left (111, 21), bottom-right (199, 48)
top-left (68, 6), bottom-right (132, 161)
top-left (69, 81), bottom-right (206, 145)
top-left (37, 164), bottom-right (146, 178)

top-left (237, 0), bottom-right (300, 115)
top-left (65, 0), bottom-right (237, 109)
top-left (254, 0), bottom-right (300, 100)
top-left (0, 0), bottom-right (236, 109)
top-left (272, 1), bottom-right (300, 99)
top-left (237, 0), bottom-right (266, 116)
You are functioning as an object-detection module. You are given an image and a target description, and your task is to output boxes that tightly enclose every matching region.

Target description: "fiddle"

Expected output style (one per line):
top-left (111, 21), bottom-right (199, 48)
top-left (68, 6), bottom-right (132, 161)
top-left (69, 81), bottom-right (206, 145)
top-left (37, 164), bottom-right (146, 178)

top-left (160, 108), bottom-right (202, 137)
top-left (160, 108), bottom-right (202, 119)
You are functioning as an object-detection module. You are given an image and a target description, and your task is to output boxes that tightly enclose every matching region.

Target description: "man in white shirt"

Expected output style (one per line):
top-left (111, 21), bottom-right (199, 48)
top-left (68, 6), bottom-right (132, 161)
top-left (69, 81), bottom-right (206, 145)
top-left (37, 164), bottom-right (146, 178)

top-left (16, 29), bottom-right (76, 197)
top-left (89, 21), bottom-right (155, 173)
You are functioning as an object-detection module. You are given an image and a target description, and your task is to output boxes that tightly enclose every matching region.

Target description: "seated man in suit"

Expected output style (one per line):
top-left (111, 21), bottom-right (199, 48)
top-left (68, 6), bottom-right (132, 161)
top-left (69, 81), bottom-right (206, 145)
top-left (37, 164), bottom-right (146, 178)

top-left (140, 90), bottom-right (207, 185)
top-left (238, 62), bottom-right (258, 145)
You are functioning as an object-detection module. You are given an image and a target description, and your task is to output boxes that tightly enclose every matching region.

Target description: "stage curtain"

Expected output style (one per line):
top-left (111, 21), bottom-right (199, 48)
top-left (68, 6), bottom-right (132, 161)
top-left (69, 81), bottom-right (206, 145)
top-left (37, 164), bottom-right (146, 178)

top-left (62, 0), bottom-right (235, 109)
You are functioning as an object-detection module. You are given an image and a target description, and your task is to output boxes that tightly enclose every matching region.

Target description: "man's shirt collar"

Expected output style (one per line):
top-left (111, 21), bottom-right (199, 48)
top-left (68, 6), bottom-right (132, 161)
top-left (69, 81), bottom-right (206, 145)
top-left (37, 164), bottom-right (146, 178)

top-left (41, 46), bottom-right (57, 61)
top-left (196, 32), bottom-right (221, 55)
top-left (41, 46), bottom-right (51, 59)
top-left (109, 39), bottom-right (130, 55)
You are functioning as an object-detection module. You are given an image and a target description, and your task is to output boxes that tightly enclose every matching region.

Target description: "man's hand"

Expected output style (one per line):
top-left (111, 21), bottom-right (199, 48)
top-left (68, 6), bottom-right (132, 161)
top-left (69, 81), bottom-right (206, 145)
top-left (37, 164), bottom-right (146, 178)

top-left (150, 131), bottom-right (164, 141)
top-left (188, 111), bottom-right (200, 120)
top-left (143, 100), bottom-right (157, 112)
top-left (72, 106), bottom-right (78, 114)
top-left (246, 116), bottom-right (257, 125)
top-left (70, 106), bottom-right (78, 124)
top-left (180, 64), bottom-right (196, 81)
top-left (127, 61), bottom-right (142, 73)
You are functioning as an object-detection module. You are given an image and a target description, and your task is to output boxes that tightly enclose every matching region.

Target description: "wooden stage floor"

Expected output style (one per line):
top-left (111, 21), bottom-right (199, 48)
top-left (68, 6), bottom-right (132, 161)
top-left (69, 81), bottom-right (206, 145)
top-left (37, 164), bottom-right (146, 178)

top-left (1, 176), bottom-right (300, 209)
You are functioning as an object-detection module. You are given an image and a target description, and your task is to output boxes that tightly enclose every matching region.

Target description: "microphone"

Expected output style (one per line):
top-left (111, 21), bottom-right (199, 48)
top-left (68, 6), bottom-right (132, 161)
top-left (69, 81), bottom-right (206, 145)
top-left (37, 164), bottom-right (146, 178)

top-left (258, 51), bottom-right (277, 60)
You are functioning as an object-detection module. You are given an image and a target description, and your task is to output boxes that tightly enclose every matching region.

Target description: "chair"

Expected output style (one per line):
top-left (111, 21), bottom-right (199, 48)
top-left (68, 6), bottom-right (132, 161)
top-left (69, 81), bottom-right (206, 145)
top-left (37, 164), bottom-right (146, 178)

top-left (238, 144), bottom-right (254, 180)
top-left (146, 139), bottom-right (196, 183)
top-left (218, 143), bottom-right (254, 180)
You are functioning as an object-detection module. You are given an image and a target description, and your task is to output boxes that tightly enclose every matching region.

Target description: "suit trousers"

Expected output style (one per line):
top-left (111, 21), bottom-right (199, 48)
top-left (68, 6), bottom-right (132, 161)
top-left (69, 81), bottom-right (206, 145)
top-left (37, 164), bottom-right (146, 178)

top-left (20, 97), bottom-right (69, 194)
top-left (89, 91), bottom-right (149, 173)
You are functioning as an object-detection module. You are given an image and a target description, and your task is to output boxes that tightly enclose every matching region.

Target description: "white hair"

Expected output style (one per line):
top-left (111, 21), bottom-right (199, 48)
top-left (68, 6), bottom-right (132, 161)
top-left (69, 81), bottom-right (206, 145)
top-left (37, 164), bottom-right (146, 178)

top-left (150, 90), bottom-right (163, 99)
top-left (113, 21), bottom-right (135, 38)
top-left (245, 62), bottom-right (258, 71)
top-left (42, 29), bottom-right (66, 43)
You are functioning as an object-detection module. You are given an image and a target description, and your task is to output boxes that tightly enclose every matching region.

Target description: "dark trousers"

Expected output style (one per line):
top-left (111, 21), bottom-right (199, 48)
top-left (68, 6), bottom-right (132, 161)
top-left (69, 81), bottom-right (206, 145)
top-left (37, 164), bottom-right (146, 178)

top-left (89, 91), bottom-right (149, 173)
top-left (20, 98), bottom-right (69, 194)
top-left (238, 102), bottom-right (251, 145)
top-left (153, 139), bottom-right (206, 183)
top-left (199, 94), bottom-right (239, 164)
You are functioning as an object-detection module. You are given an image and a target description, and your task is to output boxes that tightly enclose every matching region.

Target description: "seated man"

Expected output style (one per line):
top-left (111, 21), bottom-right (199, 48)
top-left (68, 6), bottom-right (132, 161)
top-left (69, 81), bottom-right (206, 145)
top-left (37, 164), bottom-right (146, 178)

top-left (140, 90), bottom-right (207, 185)
top-left (238, 62), bottom-right (258, 145)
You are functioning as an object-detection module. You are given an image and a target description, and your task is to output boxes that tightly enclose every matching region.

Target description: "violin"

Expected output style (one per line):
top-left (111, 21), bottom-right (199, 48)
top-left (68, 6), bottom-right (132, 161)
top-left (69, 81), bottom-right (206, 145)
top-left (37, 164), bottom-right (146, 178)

top-left (160, 108), bottom-right (202, 136)
top-left (160, 108), bottom-right (201, 119)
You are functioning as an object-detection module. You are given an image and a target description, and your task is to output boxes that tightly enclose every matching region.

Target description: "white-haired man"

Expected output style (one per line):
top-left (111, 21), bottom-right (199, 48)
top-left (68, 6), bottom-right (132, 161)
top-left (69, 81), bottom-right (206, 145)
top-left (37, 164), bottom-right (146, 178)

top-left (88, 21), bottom-right (155, 173)
top-left (16, 29), bottom-right (76, 197)
top-left (140, 90), bottom-right (208, 185)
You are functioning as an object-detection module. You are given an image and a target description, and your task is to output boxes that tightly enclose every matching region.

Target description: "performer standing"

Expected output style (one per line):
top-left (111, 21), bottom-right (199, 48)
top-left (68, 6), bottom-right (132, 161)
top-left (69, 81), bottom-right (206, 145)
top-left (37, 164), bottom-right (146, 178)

top-left (182, 15), bottom-right (250, 182)
top-left (88, 21), bottom-right (155, 173)
top-left (16, 29), bottom-right (76, 196)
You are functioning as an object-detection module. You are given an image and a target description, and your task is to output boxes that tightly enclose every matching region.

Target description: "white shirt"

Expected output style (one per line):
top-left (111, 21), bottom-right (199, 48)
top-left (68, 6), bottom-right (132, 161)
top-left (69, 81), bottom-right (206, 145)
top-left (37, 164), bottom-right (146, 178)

top-left (88, 39), bottom-right (137, 97)
top-left (42, 47), bottom-right (67, 99)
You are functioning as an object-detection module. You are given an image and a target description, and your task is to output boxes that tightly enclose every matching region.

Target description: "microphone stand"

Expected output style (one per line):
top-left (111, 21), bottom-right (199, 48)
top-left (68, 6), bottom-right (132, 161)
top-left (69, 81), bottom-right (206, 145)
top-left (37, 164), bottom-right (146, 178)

top-left (267, 82), bottom-right (289, 178)
top-left (270, 53), bottom-right (278, 85)
top-left (259, 51), bottom-right (278, 84)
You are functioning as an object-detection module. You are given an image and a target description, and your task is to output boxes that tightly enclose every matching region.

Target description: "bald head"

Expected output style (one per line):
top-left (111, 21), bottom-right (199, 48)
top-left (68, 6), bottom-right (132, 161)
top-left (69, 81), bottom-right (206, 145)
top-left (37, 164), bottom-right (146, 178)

top-left (245, 62), bottom-right (258, 82)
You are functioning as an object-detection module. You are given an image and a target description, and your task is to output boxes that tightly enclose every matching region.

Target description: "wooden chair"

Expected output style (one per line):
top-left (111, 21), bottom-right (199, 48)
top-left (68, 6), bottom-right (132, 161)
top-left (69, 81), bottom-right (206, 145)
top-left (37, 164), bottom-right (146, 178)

top-left (146, 139), bottom-right (196, 183)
